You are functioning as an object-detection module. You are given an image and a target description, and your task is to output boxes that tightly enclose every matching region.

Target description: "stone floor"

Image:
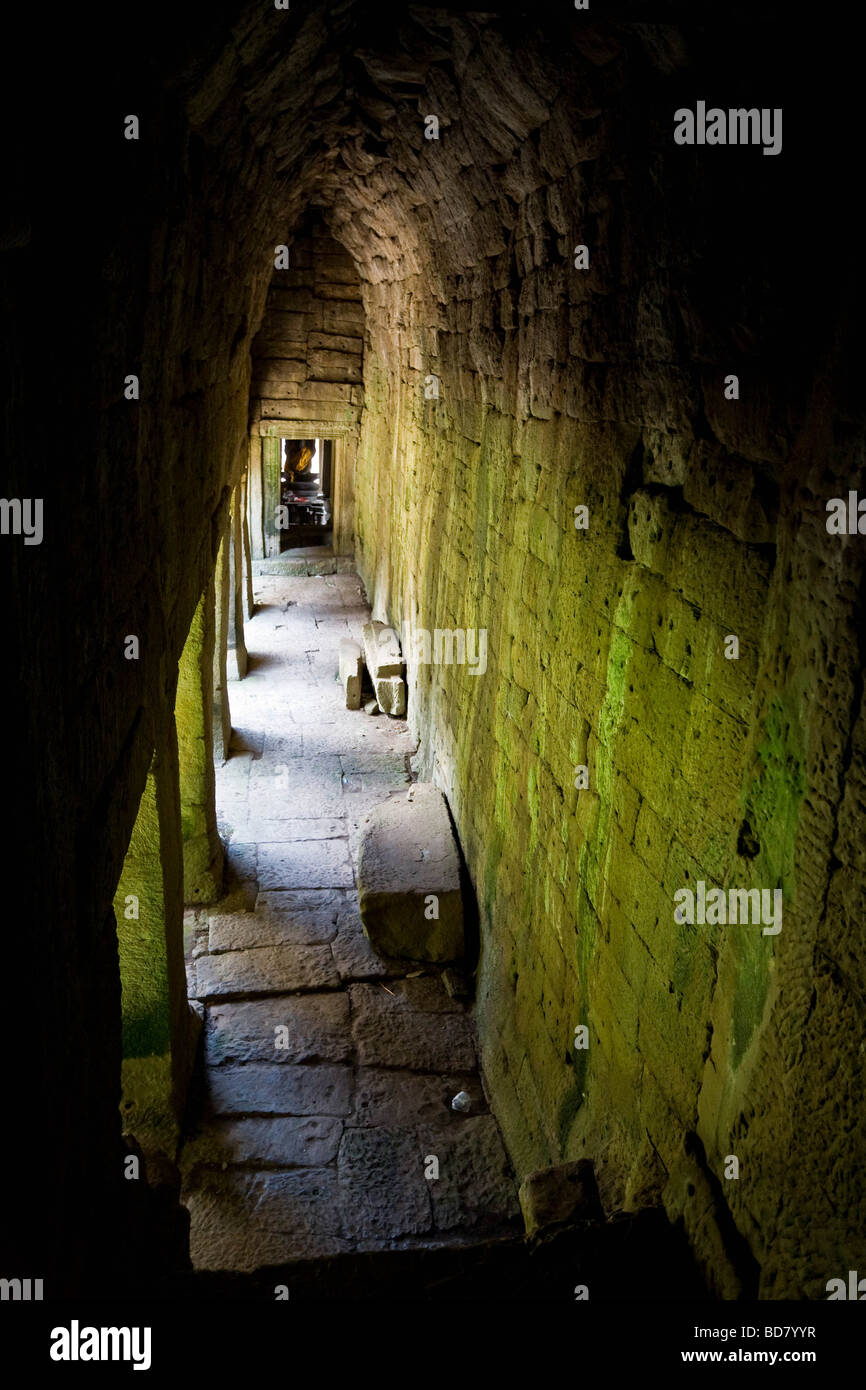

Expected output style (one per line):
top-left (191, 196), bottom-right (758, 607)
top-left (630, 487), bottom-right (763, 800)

top-left (179, 572), bottom-right (520, 1272)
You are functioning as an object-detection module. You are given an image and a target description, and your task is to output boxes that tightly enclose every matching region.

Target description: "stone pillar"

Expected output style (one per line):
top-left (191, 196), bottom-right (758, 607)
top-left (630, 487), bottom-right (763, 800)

top-left (114, 726), bottom-right (200, 1157)
top-left (176, 580), bottom-right (223, 905)
top-left (228, 485), bottom-right (248, 680)
top-left (213, 533), bottom-right (232, 762)
top-left (333, 433), bottom-right (357, 557)
top-left (262, 434), bottom-right (282, 557)
top-left (241, 467), bottom-right (255, 620)
top-left (249, 432), bottom-right (265, 560)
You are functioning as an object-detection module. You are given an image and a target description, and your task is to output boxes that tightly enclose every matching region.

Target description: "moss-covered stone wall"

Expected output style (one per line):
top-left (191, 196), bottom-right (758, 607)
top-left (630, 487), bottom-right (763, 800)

top-left (334, 14), bottom-right (865, 1299)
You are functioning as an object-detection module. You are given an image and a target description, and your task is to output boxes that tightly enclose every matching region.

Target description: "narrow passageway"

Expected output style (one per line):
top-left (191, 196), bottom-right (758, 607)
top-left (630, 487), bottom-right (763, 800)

top-left (179, 574), bottom-right (519, 1270)
top-left (11, 3), bottom-right (863, 1322)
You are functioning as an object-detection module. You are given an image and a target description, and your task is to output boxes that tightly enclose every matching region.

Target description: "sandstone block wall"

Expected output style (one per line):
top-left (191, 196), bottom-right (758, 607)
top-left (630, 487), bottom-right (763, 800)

top-left (330, 13), bottom-right (864, 1298)
top-left (251, 218), bottom-right (364, 430)
top-left (5, 2), bottom-right (861, 1297)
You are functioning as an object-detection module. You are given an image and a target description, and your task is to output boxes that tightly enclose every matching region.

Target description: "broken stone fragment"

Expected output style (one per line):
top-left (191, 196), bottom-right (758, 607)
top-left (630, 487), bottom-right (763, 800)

top-left (357, 783), bottom-right (464, 962)
top-left (374, 674), bottom-right (406, 717)
top-left (338, 637), bottom-right (362, 710)
top-left (364, 698), bottom-right (380, 716)
top-left (362, 619), bottom-right (403, 679)
top-left (518, 1159), bottom-right (604, 1239)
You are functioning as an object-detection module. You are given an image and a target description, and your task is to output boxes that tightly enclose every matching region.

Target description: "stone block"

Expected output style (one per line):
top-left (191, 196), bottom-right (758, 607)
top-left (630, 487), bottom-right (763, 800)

top-left (339, 637), bottom-right (362, 709)
top-left (337, 1127), bottom-right (432, 1240)
top-left (362, 620), bottom-right (403, 678)
top-left (205, 994), bottom-right (352, 1065)
top-left (179, 1115), bottom-right (343, 1171)
top-left (374, 674), bottom-right (406, 717)
top-left (195, 943), bottom-right (340, 997)
top-left (352, 1069), bottom-right (488, 1127)
top-left (356, 783), bottom-right (464, 961)
top-left (206, 1062), bottom-right (353, 1117)
top-left (257, 837), bottom-right (354, 890)
top-left (518, 1159), bottom-right (604, 1239)
top-left (349, 983), bottom-right (476, 1071)
top-left (185, 1168), bottom-right (347, 1270)
top-left (417, 1117), bottom-right (520, 1232)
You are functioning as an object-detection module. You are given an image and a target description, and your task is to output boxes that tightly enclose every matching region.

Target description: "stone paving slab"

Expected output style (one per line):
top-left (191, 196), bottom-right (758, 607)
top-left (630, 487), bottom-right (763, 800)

top-left (180, 1115), bottom-right (343, 1171)
top-left (185, 1169), bottom-right (348, 1270)
top-left (254, 1168), bottom-right (346, 1242)
top-left (250, 753), bottom-right (342, 784)
top-left (311, 724), bottom-right (415, 757)
top-left (230, 816), bottom-right (347, 843)
top-left (196, 943), bottom-right (340, 997)
top-left (257, 837), bottom-right (354, 891)
top-left (351, 1068), bottom-right (488, 1128)
top-left (207, 1062), bottom-right (354, 1116)
top-left (206, 994), bottom-right (352, 1065)
top-left (226, 811), bottom-right (348, 839)
top-left (339, 750), bottom-right (410, 776)
top-left (349, 983), bottom-right (477, 1071)
top-left (248, 784), bottom-right (348, 820)
top-left (417, 1118), bottom-right (522, 1232)
top-left (259, 732), bottom-right (305, 760)
top-left (209, 897), bottom-right (340, 952)
top-left (340, 770), bottom-right (411, 798)
top-left (337, 1126), bottom-right (432, 1241)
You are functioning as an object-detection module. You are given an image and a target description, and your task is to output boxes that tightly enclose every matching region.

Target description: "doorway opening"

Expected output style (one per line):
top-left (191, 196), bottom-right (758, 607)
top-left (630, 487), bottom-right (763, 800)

top-left (279, 437), bottom-right (333, 550)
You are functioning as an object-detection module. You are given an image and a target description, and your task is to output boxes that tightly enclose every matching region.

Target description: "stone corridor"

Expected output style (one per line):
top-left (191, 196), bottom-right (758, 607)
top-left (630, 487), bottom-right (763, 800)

top-left (6, 2), bottom-right (864, 1325)
top-left (180, 574), bottom-right (519, 1270)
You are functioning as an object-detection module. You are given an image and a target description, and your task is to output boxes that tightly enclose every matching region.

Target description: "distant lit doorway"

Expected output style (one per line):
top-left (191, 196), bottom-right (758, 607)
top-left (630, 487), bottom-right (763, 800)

top-left (279, 437), bottom-right (333, 550)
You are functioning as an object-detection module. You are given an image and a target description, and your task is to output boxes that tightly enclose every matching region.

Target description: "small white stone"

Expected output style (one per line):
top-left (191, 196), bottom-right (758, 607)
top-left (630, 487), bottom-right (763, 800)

top-left (451, 1090), bottom-right (471, 1113)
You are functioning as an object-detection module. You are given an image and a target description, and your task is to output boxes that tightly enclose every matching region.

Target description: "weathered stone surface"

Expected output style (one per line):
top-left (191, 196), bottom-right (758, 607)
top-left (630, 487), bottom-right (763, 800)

top-left (330, 904), bottom-right (393, 980)
top-left (349, 983), bottom-right (476, 1071)
top-left (208, 898), bottom-right (339, 951)
top-left (239, 816), bottom-right (346, 843)
top-left (185, 1168), bottom-right (347, 1270)
top-left (209, 906), bottom-right (339, 950)
top-left (195, 943), bottom-right (340, 997)
top-left (207, 1062), bottom-right (353, 1116)
top-left (206, 994), bottom-right (352, 1065)
top-left (339, 637), bottom-right (362, 709)
top-left (337, 1127), bottom-right (432, 1240)
top-left (352, 1069), bottom-right (487, 1128)
top-left (180, 1115), bottom-right (343, 1170)
top-left (373, 674), bottom-right (406, 717)
top-left (418, 1117), bottom-right (521, 1232)
top-left (362, 620), bottom-right (403, 678)
top-left (257, 837), bottom-right (354, 891)
top-left (518, 1160), bottom-right (605, 1239)
top-left (251, 221), bottom-right (364, 450)
top-left (357, 784), bottom-right (464, 960)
